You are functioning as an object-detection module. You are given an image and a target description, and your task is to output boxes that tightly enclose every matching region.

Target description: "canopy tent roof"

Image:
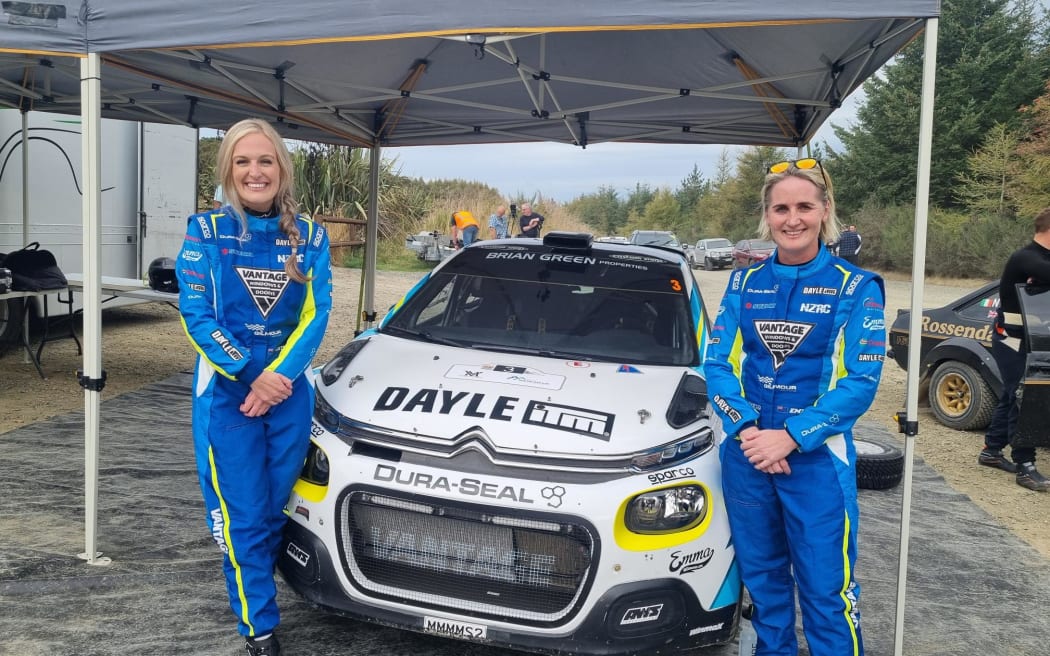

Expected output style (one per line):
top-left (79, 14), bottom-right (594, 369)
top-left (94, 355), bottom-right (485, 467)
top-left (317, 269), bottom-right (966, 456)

top-left (1, 1), bottom-right (938, 148)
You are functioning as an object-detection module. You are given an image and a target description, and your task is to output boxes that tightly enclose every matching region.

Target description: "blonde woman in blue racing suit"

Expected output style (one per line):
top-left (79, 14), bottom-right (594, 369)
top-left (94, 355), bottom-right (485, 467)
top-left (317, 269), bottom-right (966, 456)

top-left (177, 118), bottom-right (332, 656)
top-left (704, 159), bottom-right (884, 656)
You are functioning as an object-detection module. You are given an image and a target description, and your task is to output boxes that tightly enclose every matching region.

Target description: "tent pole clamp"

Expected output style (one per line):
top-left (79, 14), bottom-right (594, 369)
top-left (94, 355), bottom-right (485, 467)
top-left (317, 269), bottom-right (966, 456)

top-left (77, 369), bottom-right (108, 392)
top-left (894, 410), bottom-right (918, 436)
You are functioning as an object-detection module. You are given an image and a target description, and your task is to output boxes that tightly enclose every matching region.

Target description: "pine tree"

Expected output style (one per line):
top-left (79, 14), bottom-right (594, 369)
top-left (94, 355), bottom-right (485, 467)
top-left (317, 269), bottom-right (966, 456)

top-left (830, 0), bottom-right (1050, 211)
top-left (1014, 80), bottom-right (1050, 216)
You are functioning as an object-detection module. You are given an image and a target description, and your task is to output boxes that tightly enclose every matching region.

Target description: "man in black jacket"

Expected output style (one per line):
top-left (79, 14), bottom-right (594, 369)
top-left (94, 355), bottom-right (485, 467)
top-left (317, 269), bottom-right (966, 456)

top-left (979, 207), bottom-right (1050, 491)
top-left (518, 203), bottom-right (544, 238)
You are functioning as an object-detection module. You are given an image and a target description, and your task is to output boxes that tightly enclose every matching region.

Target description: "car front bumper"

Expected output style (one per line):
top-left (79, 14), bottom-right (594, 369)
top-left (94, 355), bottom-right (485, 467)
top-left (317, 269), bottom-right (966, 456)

top-left (280, 518), bottom-right (738, 655)
top-left (278, 430), bottom-right (741, 655)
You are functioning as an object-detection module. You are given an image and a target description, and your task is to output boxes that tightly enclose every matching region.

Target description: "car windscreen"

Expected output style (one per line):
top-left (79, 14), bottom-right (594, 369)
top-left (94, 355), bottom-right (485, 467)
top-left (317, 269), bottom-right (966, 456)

top-left (636, 233), bottom-right (680, 247)
top-left (706, 239), bottom-right (731, 249)
top-left (383, 249), bottom-right (698, 366)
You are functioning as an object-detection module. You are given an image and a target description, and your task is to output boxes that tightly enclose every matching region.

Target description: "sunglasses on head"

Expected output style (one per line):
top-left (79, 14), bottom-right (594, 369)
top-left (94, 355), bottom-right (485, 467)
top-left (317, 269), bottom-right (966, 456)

top-left (768, 158), bottom-right (830, 190)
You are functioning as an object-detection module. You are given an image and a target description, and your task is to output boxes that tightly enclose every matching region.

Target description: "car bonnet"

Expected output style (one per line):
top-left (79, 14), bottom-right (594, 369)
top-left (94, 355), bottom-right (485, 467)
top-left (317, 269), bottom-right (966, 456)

top-left (316, 334), bottom-right (703, 457)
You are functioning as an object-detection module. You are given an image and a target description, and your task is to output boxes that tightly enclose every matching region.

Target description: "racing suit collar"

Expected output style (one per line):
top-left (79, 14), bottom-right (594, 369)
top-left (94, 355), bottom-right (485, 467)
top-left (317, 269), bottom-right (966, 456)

top-left (769, 242), bottom-right (831, 280)
top-left (244, 210), bottom-right (284, 233)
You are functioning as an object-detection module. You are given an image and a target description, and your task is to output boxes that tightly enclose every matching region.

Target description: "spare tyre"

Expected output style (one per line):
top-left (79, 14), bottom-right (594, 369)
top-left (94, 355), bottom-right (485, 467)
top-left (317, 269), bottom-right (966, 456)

top-left (855, 435), bottom-right (905, 490)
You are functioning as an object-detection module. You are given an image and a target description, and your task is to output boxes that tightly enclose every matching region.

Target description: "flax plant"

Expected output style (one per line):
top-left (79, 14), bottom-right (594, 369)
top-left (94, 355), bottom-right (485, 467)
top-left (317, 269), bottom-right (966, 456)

top-left (291, 143), bottom-right (429, 260)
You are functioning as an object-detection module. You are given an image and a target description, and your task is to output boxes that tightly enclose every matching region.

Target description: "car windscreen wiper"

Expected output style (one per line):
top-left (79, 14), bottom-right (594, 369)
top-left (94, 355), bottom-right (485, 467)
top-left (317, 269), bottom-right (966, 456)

top-left (469, 342), bottom-right (595, 361)
top-left (381, 325), bottom-right (463, 347)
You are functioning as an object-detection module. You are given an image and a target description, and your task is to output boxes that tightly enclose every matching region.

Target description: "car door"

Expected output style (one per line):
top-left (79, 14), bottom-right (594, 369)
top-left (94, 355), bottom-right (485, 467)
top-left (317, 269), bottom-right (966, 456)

top-left (1014, 283), bottom-right (1050, 449)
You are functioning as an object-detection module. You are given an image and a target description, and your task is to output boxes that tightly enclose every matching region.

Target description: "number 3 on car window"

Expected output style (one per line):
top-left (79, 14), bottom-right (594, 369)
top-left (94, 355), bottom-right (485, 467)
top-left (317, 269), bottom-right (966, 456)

top-left (669, 279), bottom-right (682, 292)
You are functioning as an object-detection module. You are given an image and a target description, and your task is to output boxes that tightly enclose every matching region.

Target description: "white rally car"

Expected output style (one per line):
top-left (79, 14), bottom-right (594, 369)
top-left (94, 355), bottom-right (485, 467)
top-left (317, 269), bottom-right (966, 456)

top-left (279, 232), bottom-right (742, 654)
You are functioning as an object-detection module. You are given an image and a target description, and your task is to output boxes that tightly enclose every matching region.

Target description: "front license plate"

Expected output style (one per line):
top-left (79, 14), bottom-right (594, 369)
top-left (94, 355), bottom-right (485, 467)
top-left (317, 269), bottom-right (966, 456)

top-left (424, 616), bottom-right (488, 641)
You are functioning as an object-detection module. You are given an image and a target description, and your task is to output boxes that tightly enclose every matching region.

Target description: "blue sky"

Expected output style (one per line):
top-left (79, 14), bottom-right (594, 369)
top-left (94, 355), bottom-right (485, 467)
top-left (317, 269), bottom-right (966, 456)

top-left (387, 91), bottom-right (862, 203)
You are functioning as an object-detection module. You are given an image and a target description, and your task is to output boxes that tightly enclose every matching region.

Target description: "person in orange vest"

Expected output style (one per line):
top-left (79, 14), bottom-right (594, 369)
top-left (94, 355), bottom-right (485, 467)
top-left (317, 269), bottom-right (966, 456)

top-left (450, 210), bottom-right (480, 248)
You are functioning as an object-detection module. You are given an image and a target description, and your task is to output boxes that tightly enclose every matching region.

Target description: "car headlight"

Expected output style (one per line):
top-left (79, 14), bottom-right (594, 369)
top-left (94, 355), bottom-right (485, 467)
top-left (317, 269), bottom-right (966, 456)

top-left (625, 484), bottom-right (707, 534)
top-left (319, 338), bottom-right (370, 386)
top-left (300, 441), bottom-right (330, 486)
top-left (630, 430), bottom-right (712, 471)
top-left (314, 388), bottom-right (341, 434)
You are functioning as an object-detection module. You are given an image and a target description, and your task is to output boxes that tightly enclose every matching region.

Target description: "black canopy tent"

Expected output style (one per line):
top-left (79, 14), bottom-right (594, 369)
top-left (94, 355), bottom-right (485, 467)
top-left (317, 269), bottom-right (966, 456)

top-left (0, 3), bottom-right (941, 652)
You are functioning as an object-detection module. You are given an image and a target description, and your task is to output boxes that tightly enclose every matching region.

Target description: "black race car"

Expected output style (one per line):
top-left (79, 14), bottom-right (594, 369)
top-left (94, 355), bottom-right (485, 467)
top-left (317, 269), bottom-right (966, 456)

top-left (887, 281), bottom-right (1002, 430)
top-left (888, 280), bottom-right (1050, 442)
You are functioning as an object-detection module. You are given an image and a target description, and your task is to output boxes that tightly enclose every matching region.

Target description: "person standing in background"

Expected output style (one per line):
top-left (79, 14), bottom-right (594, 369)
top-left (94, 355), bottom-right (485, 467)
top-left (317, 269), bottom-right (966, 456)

top-left (488, 204), bottom-right (511, 239)
top-left (704, 157), bottom-right (884, 656)
top-left (836, 224), bottom-right (862, 264)
top-left (177, 118), bottom-right (333, 656)
top-left (979, 207), bottom-right (1050, 491)
top-left (518, 202), bottom-right (545, 238)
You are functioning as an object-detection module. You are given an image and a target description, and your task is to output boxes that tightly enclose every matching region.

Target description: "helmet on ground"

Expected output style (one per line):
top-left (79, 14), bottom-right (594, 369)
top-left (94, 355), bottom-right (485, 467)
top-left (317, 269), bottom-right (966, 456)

top-left (148, 257), bottom-right (179, 293)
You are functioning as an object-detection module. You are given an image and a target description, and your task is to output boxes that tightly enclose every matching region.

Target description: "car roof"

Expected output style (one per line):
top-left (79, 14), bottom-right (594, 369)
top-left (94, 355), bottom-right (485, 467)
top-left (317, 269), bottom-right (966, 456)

top-left (457, 234), bottom-right (686, 267)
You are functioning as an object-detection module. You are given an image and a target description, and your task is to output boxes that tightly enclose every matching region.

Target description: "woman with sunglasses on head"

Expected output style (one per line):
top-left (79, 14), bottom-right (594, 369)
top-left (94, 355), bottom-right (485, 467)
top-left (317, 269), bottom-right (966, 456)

top-left (703, 158), bottom-right (885, 656)
top-left (176, 118), bottom-right (333, 656)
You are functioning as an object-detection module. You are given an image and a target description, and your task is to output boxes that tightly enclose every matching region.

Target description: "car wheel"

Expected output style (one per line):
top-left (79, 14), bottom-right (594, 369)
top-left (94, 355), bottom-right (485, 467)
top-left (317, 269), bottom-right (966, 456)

top-left (704, 257), bottom-right (714, 271)
top-left (0, 298), bottom-right (23, 343)
top-left (855, 435), bottom-right (905, 490)
top-left (928, 361), bottom-right (995, 431)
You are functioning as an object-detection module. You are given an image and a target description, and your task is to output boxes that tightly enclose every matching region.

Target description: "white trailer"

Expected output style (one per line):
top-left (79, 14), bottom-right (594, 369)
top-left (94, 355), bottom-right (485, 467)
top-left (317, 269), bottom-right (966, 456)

top-left (0, 109), bottom-right (197, 339)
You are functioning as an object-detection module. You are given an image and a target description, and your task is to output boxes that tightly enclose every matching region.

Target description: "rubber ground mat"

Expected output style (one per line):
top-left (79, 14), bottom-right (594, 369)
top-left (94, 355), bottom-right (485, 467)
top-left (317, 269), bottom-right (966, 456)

top-left (0, 374), bottom-right (1047, 655)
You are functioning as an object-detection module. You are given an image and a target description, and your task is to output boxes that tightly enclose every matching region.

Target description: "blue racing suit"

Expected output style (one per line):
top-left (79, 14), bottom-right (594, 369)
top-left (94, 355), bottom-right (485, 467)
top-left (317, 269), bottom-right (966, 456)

top-left (177, 208), bottom-right (332, 638)
top-left (703, 246), bottom-right (884, 656)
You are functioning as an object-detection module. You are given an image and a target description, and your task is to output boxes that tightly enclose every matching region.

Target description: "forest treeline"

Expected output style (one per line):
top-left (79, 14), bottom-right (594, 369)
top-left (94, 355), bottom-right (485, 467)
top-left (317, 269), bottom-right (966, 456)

top-left (198, 0), bottom-right (1050, 279)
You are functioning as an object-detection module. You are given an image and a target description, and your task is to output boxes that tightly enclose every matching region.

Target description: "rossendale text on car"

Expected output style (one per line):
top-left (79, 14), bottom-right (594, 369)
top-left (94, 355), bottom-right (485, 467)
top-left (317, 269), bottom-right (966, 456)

top-left (921, 316), bottom-right (994, 342)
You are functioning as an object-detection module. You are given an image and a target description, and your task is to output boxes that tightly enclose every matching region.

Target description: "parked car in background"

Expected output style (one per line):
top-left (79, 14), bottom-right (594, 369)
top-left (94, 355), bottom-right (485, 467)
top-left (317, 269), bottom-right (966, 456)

top-left (595, 235), bottom-right (630, 244)
top-left (281, 233), bottom-right (743, 655)
top-left (692, 238), bottom-right (734, 271)
top-left (887, 281), bottom-right (1002, 430)
top-left (628, 230), bottom-right (687, 260)
top-left (730, 239), bottom-right (776, 268)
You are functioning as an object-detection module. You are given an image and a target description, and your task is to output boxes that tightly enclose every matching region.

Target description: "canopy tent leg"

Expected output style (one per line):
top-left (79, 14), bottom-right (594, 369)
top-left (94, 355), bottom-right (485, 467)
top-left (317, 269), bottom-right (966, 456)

top-left (79, 53), bottom-right (111, 567)
top-left (362, 139), bottom-right (380, 330)
top-left (893, 16), bottom-right (939, 655)
top-left (19, 110), bottom-right (31, 366)
top-left (21, 109), bottom-right (28, 244)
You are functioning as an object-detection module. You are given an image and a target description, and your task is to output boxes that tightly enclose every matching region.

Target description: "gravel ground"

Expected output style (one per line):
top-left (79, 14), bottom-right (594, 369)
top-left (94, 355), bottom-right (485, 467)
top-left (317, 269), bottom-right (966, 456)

top-left (1, 265), bottom-right (1046, 558)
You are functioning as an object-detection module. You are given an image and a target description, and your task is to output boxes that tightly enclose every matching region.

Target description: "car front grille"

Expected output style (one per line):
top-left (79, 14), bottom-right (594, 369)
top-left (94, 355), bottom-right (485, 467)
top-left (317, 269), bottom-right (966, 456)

top-left (337, 488), bottom-right (597, 625)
